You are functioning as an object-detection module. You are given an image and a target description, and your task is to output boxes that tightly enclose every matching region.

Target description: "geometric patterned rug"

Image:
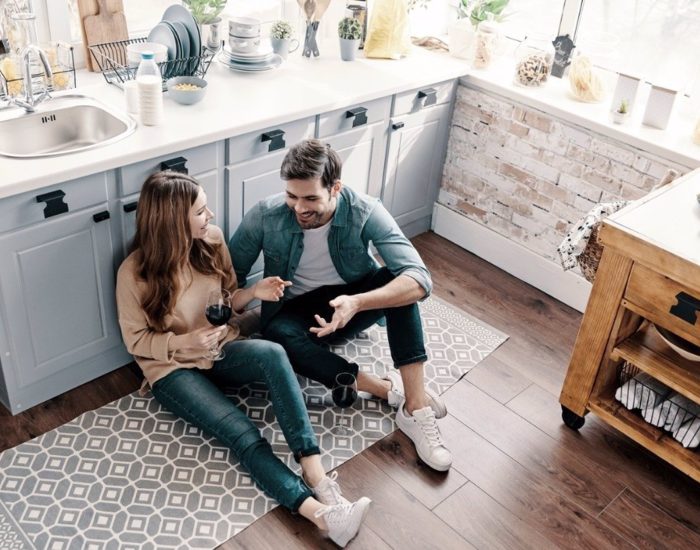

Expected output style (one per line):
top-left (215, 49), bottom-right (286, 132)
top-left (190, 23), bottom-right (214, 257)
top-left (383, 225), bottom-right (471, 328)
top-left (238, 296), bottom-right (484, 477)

top-left (0, 296), bottom-right (507, 550)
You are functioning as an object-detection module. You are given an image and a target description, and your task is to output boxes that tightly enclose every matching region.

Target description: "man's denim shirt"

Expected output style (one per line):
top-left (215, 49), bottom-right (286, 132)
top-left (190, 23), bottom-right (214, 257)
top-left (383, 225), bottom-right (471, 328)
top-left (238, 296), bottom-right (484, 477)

top-left (229, 186), bottom-right (433, 327)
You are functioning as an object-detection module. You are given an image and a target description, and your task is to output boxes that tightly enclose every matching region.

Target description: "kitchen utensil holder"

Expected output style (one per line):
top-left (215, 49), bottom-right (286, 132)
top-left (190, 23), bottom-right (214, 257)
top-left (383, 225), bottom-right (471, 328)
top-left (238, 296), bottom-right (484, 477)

top-left (0, 42), bottom-right (76, 100)
top-left (89, 37), bottom-right (216, 91)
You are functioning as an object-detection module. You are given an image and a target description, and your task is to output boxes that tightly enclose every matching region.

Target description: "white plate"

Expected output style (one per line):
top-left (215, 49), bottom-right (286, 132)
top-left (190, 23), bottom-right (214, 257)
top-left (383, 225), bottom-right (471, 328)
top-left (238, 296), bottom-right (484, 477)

top-left (218, 52), bottom-right (282, 72)
top-left (222, 43), bottom-right (273, 62)
top-left (162, 4), bottom-right (201, 75)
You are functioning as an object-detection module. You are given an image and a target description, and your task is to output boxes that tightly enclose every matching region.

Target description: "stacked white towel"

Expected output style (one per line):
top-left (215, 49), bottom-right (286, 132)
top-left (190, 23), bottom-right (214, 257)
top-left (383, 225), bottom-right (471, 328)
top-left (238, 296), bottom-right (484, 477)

top-left (615, 372), bottom-right (670, 410)
top-left (675, 417), bottom-right (700, 448)
top-left (641, 392), bottom-right (700, 431)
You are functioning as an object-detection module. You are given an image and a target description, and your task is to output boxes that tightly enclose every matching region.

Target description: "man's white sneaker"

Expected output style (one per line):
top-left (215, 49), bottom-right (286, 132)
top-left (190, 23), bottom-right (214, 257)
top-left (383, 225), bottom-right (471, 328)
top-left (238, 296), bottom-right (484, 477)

top-left (314, 497), bottom-right (372, 547)
top-left (395, 403), bottom-right (452, 471)
top-left (311, 471), bottom-right (350, 507)
top-left (384, 370), bottom-right (447, 419)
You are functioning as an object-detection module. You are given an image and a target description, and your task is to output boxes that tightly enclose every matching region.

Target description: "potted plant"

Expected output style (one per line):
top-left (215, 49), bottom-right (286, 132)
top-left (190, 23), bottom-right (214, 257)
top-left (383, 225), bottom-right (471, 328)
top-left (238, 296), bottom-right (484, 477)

top-left (182, 0), bottom-right (227, 49)
top-left (612, 98), bottom-right (629, 124)
top-left (269, 20), bottom-right (298, 60)
top-left (338, 17), bottom-right (362, 61)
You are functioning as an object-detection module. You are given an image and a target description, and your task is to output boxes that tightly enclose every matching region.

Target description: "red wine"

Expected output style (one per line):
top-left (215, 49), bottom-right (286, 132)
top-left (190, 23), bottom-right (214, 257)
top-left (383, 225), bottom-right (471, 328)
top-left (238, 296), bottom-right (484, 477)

top-left (206, 305), bottom-right (232, 326)
top-left (332, 386), bottom-right (357, 408)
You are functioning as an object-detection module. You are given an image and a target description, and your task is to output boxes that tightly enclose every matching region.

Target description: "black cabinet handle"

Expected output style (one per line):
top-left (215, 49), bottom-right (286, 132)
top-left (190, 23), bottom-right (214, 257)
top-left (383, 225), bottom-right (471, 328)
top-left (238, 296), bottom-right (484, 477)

top-left (160, 156), bottom-right (188, 174)
top-left (670, 292), bottom-right (700, 325)
top-left (93, 211), bottom-right (110, 223)
top-left (36, 189), bottom-right (68, 219)
top-left (346, 107), bottom-right (368, 128)
top-left (123, 201), bottom-right (138, 213)
top-left (392, 122), bottom-right (405, 130)
top-left (261, 129), bottom-right (286, 152)
top-left (418, 87), bottom-right (437, 107)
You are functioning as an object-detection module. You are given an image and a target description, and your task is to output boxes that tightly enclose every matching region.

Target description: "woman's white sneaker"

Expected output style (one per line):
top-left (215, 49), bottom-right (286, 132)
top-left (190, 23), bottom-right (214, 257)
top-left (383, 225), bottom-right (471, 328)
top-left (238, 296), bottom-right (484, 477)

top-left (384, 370), bottom-right (447, 418)
top-left (315, 497), bottom-right (372, 547)
top-left (395, 403), bottom-right (452, 471)
top-left (311, 471), bottom-right (350, 506)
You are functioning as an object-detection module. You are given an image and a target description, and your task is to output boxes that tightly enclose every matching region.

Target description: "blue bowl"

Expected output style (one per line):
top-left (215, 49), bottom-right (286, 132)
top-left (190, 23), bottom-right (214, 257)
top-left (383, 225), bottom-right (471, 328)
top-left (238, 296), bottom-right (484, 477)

top-left (166, 76), bottom-right (208, 105)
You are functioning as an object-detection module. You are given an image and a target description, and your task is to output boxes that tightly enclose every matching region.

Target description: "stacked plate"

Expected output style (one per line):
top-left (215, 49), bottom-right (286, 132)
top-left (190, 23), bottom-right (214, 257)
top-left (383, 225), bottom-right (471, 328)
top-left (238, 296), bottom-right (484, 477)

top-left (146, 5), bottom-right (201, 78)
top-left (218, 43), bottom-right (283, 72)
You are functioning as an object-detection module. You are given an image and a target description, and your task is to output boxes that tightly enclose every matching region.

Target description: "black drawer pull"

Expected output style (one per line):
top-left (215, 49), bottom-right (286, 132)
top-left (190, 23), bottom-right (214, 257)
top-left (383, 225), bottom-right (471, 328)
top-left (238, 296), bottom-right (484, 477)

top-left (418, 87), bottom-right (437, 107)
top-left (36, 189), bottom-right (68, 219)
top-left (261, 129), bottom-right (286, 152)
top-left (123, 201), bottom-right (138, 213)
top-left (670, 292), bottom-right (700, 325)
top-left (392, 122), bottom-right (405, 130)
top-left (160, 156), bottom-right (189, 174)
top-left (93, 211), bottom-right (110, 223)
top-left (346, 107), bottom-right (368, 128)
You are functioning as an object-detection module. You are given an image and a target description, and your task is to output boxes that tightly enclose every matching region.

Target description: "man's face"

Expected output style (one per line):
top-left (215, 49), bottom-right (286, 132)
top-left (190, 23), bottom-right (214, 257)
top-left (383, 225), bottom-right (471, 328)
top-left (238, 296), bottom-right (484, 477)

top-left (285, 176), bottom-right (341, 229)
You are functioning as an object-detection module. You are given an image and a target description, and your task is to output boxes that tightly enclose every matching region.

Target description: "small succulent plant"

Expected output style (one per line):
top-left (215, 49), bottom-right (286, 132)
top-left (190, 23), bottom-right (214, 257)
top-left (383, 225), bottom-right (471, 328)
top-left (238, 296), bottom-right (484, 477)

top-left (270, 20), bottom-right (293, 40)
top-left (617, 99), bottom-right (629, 114)
top-left (338, 17), bottom-right (362, 40)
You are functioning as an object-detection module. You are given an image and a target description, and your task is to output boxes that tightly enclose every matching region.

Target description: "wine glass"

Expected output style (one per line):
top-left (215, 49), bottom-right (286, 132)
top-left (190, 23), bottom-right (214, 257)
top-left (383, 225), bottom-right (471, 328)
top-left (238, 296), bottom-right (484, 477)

top-left (331, 372), bottom-right (358, 436)
top-left (204, 289), bottom-right (231, 360)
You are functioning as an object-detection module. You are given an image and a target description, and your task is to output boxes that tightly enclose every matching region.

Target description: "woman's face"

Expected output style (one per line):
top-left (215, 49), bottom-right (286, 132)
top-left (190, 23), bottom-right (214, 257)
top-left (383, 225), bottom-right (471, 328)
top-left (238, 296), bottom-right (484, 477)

top-left (189, 186), bottom-right (214, 240)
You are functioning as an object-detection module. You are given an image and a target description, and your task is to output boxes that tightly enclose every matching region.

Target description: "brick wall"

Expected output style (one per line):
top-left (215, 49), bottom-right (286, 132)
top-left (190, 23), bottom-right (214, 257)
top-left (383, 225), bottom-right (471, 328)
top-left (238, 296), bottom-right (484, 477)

top-left (439, 83), bottom-right (693, 267)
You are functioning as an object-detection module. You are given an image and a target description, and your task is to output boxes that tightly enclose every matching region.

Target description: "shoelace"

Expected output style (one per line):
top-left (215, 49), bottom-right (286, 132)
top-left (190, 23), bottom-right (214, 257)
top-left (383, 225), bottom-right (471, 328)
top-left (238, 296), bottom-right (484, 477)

top-left (323, 471), bottom-right (345, 506)
top-left (314, 500), bottom-right (354, 523)
top-left (417, 410), bottom-right (445, 447)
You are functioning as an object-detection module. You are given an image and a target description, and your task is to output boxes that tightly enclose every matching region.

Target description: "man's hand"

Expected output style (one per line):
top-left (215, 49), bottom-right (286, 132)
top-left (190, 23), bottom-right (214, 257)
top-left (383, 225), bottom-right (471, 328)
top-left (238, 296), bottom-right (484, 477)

top-left (254, 277), bottom-right (292, 302)
top-left (173, 325), bottom-right (228, 353)
top-left (310, 295), bottom-right (360, 337)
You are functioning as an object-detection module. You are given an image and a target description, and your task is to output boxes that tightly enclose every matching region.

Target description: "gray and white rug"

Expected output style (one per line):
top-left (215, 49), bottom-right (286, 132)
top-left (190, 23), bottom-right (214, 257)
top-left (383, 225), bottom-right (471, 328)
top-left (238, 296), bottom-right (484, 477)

top-left (0, 297), bottom-right (507, 550)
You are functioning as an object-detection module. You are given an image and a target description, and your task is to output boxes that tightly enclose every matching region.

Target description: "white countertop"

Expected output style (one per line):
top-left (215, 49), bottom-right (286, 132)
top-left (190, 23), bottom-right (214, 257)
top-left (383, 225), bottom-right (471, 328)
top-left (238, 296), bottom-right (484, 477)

top-left (0, 45), bottom-right (469, 200)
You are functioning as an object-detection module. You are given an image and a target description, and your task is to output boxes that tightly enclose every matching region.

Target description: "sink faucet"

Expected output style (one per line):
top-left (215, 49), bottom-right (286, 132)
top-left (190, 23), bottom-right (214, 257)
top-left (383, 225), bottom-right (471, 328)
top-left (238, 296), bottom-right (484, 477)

top-left (12, 45), bottom-right (53, 113)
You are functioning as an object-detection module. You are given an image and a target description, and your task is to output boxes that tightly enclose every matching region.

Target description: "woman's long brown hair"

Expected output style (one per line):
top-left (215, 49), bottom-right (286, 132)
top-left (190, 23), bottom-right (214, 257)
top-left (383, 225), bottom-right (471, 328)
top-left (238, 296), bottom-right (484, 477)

top-left (130, 171), bottom-right (235, 330)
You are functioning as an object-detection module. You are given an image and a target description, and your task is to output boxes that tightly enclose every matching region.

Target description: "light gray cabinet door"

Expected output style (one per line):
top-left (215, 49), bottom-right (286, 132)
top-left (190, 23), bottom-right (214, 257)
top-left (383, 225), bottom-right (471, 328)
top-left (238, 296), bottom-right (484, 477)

top-left (0, 204), bottom-right (124, 412)
top-left (382, 103), bottom-right (451, 237)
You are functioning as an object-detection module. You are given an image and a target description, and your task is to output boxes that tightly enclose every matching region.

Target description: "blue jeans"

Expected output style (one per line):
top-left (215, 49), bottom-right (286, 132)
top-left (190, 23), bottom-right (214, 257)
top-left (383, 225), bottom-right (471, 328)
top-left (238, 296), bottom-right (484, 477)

top-left (151, 339), bottom-right (319, 511)
top-left (264, 267), bottom-right (428, 388)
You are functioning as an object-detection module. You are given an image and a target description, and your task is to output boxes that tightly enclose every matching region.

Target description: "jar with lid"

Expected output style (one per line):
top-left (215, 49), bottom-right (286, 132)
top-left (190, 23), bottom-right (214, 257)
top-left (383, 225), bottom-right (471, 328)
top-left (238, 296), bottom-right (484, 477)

top-left (473, 15), bottom-right (499, 69)
top-left (514, 34), bottom-right (555, 87)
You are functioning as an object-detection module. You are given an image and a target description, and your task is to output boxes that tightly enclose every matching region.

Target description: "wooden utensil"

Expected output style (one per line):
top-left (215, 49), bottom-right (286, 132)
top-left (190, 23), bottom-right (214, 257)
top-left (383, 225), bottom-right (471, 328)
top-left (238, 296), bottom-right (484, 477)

top-left (77, 0), bottom-right (128, 72)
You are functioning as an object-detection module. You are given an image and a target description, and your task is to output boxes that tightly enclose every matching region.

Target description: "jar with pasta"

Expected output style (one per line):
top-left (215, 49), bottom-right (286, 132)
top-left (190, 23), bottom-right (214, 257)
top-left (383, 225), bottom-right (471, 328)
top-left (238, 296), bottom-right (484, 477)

top-left (473, 16), bottom-right (499, 69)
top-left (513, 34), bottom-right (554, 88)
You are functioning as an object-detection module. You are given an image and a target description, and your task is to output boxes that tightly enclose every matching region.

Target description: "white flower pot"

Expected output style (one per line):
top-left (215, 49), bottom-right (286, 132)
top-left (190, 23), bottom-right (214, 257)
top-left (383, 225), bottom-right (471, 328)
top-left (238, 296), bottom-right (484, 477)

top-left (447, 18), bottom-right (476, 60)
top-left (340, 38), bottom-right (360, 61)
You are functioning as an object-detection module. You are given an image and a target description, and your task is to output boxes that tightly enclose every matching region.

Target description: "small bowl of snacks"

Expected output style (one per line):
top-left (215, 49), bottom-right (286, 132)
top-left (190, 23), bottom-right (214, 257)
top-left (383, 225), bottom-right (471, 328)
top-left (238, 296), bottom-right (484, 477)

top-left (166, 76), bottom-right (207, 105)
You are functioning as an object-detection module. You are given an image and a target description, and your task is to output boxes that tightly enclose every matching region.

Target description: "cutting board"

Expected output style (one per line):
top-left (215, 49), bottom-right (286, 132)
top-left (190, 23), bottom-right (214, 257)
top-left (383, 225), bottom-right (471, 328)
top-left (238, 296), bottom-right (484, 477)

top-left (77, 0), bottom-right (129, 72)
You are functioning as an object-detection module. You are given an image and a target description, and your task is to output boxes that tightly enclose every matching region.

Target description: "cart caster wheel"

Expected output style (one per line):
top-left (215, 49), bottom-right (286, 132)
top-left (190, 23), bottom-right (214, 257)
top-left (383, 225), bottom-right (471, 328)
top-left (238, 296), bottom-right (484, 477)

top-left (561, 406), bottom-right (586, 430)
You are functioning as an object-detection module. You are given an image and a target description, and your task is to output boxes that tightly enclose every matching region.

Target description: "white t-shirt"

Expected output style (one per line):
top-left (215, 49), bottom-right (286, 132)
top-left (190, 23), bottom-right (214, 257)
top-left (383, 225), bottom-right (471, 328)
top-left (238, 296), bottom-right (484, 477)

top-left (287, 219), bottom-right (345, 297)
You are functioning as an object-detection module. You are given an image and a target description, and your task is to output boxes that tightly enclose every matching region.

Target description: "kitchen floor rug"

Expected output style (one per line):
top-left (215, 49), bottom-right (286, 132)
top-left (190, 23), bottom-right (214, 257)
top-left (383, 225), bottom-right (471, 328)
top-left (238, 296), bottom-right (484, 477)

top-left (0, 296), bottom-right (507, 550)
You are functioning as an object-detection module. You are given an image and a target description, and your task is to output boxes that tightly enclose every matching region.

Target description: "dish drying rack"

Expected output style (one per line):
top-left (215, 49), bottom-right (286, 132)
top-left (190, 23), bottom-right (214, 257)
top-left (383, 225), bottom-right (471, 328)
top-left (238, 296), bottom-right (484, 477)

top-left (89, 37), bottom-right (217, 91)
top-left (0, 42), bottom-right (76, 100)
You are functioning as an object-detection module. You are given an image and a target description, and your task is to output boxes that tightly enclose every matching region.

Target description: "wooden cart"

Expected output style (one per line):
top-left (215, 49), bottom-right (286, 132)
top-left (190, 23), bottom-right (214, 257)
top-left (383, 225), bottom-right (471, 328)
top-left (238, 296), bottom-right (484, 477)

top-left (559, 169), bottom-right (700, 482)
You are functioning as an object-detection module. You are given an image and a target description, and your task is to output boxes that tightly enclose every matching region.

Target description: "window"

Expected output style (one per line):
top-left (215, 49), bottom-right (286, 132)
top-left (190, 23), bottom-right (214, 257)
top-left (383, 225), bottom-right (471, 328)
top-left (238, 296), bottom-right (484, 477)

top-left (499, 0), bottom-right (565, 42)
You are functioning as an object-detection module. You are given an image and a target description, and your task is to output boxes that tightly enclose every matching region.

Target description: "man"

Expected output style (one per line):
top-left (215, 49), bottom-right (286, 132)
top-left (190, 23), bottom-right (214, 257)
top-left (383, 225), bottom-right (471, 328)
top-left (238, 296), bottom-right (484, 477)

top-left (229, 139), bottom-right (451, 471)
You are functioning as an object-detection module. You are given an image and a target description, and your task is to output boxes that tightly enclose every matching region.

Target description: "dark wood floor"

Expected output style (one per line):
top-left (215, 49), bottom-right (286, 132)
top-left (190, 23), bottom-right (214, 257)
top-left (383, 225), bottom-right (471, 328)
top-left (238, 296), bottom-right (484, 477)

top-left (3, 231), bottom-right (700, 549)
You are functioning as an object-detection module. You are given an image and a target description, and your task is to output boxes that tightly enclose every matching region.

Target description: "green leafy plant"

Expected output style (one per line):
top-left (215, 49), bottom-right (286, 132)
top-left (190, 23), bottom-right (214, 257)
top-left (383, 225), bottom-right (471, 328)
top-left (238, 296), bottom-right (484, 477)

top-left (457, 0), bottom-right (470, 19)
top-left (182, 0), bottom-right (227, 25)
top-left (407, 0), bottom-right (432, 11)
top-left (617, 99), bottom-right (629, 114)
top-left (469, 0), bottom-right (509, 27)
top-left (270, 20), bottom-right (293, 40)
top-left (338, 17), bottom-right (362, 40)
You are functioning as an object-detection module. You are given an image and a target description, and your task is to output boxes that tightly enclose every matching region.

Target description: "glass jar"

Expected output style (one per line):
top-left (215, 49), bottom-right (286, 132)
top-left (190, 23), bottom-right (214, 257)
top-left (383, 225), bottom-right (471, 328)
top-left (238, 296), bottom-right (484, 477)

top-left (694, 118), bottom-right (700, 146)
top-left (8, 11), bottom-right (37, 54)
top-left (514, 34), bottom-right (555, 88)
top-left (473, 16), bottom-right (499, 69)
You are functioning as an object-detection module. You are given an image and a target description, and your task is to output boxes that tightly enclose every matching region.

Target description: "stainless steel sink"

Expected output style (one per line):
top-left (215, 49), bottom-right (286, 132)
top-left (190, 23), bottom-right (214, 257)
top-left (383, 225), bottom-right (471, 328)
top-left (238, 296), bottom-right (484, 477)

top-left (0, 94), bottom-right (136, 158)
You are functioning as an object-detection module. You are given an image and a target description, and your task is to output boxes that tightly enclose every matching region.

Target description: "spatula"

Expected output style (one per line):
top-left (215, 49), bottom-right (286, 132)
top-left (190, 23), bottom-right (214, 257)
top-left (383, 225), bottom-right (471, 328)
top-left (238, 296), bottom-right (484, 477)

top-left (81, 0), bottom-right (128, 72)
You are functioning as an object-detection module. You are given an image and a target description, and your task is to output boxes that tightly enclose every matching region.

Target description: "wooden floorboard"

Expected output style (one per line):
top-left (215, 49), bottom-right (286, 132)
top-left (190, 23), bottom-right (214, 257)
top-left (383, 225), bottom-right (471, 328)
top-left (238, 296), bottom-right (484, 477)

top-left (2, 231), bottom-right (699, 549)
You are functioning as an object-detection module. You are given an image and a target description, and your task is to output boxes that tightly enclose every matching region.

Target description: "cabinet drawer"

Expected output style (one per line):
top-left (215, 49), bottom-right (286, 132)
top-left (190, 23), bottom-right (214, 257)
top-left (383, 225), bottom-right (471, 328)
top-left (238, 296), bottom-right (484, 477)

top-left (392, 80), bottom-right (456, 116)
top-left (317, 97), bottom-right (391, 138)
top-left (625, 263), bottom-right (700, 346)
top-left (119, 142), bottom-right (219, 196)
top-left (226, 117), bottom-right (315, 165)
top-left (0, 172), bottom-right (109, 233)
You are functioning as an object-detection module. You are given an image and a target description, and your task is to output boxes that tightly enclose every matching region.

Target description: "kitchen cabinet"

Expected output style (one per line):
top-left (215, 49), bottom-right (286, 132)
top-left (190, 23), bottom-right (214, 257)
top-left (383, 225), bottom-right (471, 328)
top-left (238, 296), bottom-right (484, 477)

top-left (382, 82), bottom-right (455, 237)
top-left (0, 174), bottom-right (130, 414)
top-left (559, 170), bottom-right (700, 481)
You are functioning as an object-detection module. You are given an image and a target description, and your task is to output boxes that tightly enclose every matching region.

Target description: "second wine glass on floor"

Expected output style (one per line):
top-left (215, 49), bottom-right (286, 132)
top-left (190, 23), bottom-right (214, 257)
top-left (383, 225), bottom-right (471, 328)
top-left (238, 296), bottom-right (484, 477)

top-left (331, 372), bottom-right (358, 436)
top-left (205, 289), bottom-right (232, 360)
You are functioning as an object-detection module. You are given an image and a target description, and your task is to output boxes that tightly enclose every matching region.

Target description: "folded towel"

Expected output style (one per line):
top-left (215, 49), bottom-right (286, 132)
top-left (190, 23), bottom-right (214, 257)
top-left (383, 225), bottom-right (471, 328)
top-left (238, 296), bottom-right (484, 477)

top-left (641, 392), bottom-right (700, 431)
top-left (615, 372), bottom-right (670, 410)
top-left (674, 417), bottom-right (700, 448)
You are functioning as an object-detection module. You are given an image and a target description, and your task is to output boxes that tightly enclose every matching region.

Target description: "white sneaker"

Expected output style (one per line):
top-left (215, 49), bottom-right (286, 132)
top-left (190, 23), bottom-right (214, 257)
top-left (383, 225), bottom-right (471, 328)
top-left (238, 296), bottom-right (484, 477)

top-left (395, 403), bottom-right (452, 471)
top-left (314, 497), bottom-right (372, 547)
top-left (311, 471), bottom-right (350, 507)
top-left (384, 370), bottom-right (447, 419)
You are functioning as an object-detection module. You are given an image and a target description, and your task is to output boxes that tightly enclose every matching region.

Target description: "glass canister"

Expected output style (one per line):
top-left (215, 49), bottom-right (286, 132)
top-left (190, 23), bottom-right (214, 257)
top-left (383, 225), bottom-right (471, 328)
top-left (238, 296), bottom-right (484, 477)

top-left (693, 118), bottom-right (700, 146)
top-left (514, 34), bottom-right (555, 87)
top-left (473, 15), bottom-right (499, 69)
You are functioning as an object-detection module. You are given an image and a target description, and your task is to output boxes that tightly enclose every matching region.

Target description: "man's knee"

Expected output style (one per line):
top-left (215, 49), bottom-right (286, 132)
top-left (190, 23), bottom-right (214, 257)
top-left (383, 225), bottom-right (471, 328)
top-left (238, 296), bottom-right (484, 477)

top-left (264, 319), bottom-right (305, 344)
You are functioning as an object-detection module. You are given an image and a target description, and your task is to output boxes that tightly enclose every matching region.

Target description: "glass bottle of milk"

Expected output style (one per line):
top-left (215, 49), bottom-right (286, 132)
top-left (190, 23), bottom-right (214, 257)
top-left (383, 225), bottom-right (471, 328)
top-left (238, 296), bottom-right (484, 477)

top-left (135, 52), bottom-right (163, 126)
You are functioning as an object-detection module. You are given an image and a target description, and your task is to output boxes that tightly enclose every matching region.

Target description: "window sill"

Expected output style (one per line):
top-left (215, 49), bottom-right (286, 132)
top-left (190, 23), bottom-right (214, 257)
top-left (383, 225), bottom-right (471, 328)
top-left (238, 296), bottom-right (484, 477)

top-left (460, 55), bottom-right (700, 169)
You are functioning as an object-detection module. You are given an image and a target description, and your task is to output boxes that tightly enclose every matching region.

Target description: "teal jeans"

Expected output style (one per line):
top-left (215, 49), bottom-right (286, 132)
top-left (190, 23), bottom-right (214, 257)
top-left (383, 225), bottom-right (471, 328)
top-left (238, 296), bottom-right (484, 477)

top-left (151, 339), bottom-right (318, 511)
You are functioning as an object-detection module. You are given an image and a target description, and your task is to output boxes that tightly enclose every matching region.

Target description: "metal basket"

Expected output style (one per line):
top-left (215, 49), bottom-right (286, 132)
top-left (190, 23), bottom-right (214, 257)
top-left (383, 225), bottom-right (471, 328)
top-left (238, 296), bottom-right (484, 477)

top-left (0, 42), bottom-right (76, 100)
top-left (88, 37), bottom-right (216, 91)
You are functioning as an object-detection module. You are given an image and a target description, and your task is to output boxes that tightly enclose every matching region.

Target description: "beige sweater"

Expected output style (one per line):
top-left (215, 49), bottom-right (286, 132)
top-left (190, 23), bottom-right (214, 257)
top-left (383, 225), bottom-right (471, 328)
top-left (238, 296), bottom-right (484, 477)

top-left (116, 225), bottom-right (241, 386)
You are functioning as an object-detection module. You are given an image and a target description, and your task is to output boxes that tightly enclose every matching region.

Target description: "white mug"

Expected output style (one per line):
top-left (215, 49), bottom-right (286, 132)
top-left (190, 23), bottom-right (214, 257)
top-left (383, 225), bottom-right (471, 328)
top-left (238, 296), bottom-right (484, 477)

top-left (270, 37), bottom-right (299, 60)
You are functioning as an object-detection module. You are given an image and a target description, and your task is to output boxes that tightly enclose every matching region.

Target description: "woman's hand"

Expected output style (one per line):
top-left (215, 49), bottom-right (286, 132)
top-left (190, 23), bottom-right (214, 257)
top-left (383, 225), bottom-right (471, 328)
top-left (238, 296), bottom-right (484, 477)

top-left (172, 325), bottom-right (227, 353)
top-left (254, 276), bottom-right (292, 302)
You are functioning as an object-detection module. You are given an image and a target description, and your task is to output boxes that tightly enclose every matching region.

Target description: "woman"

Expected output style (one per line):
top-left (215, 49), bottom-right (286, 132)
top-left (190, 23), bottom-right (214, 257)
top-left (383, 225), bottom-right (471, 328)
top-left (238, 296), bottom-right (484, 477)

top-left (116, 171), bottom-right (370, 547)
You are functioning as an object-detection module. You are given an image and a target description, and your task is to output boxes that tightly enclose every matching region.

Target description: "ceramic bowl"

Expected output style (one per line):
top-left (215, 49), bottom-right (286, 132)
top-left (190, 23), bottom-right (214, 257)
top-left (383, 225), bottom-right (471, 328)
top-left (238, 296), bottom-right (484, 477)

top-left (654, 324), bottom-right (700, 362)
top-left (166, 76), bottom-right (207, 105)
top-left (228, 16), bottom-right (261, 38)
top-left (127, 42), bottom-right (168, 67)
top-left (228, 35), bottom-right (261, 53)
